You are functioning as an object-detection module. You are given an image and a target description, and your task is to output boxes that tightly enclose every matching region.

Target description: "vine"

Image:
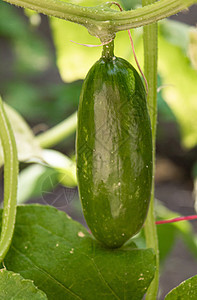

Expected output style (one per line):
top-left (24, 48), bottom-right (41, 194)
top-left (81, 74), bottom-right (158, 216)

top-left (2, 0), bottom-right (197, 41)
top-left (0, 98), bottom-right (18, 262)
top-left (143, 0), bottom-right (159, 298)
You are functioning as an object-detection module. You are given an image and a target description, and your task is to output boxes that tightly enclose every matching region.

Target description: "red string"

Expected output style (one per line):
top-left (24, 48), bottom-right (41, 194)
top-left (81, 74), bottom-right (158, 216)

top-left (155, 215), bottom-right (197, 225)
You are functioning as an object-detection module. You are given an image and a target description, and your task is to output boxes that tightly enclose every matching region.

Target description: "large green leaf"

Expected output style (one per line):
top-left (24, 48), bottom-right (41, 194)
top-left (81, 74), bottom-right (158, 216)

top-left (0, 269), bottom-right (47, 299)
top-left (159, 22), bottom-right (197, 148)
top-left (0, 102), bottom-right (42, 167)
top-left (165, 275), bottom-right (197, 300)
top-left (3, 205), bottom-right (156, 299)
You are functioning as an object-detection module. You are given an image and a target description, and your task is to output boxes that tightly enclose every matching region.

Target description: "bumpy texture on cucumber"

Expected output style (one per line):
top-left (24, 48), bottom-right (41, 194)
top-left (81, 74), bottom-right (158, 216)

top-left (76, 55), bottom-right (152, 248)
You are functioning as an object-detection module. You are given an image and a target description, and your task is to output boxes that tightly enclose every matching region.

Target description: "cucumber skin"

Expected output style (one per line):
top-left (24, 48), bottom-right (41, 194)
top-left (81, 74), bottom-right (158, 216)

top-left (76, 56), bottom-right (152, 248)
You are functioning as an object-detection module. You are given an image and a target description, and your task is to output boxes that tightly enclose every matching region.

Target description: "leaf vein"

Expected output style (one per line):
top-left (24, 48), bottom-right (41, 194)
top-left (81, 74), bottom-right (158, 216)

top-left (91, 258), bottom-right (121, 300)
top-left (11, 245), bottom-right (83, 300)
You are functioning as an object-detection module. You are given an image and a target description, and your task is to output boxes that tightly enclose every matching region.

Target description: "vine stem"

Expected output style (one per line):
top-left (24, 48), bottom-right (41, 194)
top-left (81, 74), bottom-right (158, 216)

top-left (36, 111), bottom-right (77, 148)
top-left (2, 0), bottom-right (196, 40)
top-left (142, 1), bottom-right (159, 299)
top-left (0, 97), bottom-right (18, 262)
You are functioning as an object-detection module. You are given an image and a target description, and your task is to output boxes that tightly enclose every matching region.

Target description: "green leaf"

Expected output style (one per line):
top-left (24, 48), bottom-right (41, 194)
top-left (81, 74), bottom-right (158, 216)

top-left (3, 205), bottom-right (156, 299)
top-left (0, 103), bottom-right (42, 167)
top-left (165, 275), bottom-right (197, 300)
top-left (159, 20), bottom-right (190, 53)
top-left (155, 202), bottom-right (177, 263)
top-left (159, 21), bottom-right (197, 148)
top-left (0, 269), bottom-right (47, 299)
top-left (175, 220), bottom-right (197, 260)
top-left (157, 223), bottom-right (176, 263)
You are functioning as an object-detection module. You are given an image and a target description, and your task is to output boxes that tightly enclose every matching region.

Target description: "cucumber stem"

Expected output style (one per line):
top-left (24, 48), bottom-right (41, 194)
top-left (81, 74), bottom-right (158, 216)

top-left (102, 40), bottom-right (114, 60)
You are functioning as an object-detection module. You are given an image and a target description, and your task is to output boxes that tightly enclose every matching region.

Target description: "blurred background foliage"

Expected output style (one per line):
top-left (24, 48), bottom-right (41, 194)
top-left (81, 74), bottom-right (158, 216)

top-left (0, 0), bottom-right (197, 299)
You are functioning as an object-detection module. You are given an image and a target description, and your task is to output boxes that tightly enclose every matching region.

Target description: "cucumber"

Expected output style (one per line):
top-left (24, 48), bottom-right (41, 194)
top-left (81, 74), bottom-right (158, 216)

top-left (76, 42), bottom-right (152, 248)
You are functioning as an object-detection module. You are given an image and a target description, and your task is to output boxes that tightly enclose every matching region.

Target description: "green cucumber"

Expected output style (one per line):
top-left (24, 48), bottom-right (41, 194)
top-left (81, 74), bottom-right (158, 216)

top-left (76, 42), bottom-right (152, 248)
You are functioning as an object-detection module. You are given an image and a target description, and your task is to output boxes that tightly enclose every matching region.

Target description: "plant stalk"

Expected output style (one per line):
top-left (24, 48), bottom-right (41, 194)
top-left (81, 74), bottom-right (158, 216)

top-left (142, 1), bottom-right (159, 299)
top-left (0, 97), bottom-right (18, 262)
top-left (36, 111), bottom-right (77, 148)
